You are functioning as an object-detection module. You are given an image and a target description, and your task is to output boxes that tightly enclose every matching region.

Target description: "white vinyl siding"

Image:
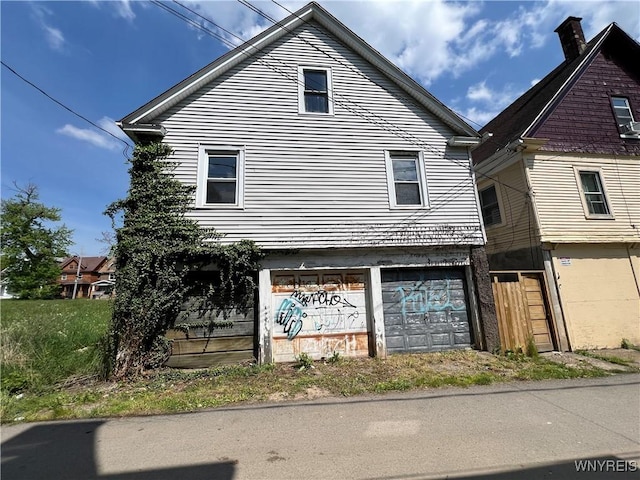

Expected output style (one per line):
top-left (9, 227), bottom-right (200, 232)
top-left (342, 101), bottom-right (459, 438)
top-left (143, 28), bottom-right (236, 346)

top-left (156, 22), bottom-right (482, 249)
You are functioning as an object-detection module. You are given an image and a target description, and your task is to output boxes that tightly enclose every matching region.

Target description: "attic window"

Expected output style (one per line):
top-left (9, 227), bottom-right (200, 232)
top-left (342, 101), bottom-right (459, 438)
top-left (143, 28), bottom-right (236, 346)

top-left (611, 97), bottom-right (635, 130)
top-left (298, 66), bottom-right (333, 114)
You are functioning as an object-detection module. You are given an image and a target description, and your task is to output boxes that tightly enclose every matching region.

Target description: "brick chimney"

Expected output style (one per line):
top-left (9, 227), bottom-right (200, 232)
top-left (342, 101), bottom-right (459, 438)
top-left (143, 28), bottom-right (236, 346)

top-left (554, 16), bottom-right (587, 62)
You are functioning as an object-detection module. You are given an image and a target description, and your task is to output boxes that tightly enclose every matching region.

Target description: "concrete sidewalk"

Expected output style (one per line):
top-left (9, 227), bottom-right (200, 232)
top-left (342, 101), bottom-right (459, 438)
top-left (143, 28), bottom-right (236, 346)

top-left (2, 374), bottom-right (639, 479)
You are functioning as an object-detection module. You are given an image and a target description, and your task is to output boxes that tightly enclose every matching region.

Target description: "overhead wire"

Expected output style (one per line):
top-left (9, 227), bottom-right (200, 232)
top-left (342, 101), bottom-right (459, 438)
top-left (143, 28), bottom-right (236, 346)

top-left (1, 60), bottom-right (134, 158)
top-left (162, 1), bottom-right (621, 245)
top-left (157, 0), bottom-right (488, 242)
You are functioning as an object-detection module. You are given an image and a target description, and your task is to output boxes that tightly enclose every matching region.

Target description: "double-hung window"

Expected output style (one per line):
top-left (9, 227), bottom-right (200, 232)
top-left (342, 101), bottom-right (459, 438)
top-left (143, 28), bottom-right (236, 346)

top-left (298, 66), bottom-right (333, 114)
top-left (611, 96), bottom-right (634, 130)
top-left (479, 184), bottom-right (502, 227)
top-left (385, 151), bottom-right (428, 207)
top-left (197, 146), bottom-right (245, 207)
top-left (575, 168), bottom-right (612, 218)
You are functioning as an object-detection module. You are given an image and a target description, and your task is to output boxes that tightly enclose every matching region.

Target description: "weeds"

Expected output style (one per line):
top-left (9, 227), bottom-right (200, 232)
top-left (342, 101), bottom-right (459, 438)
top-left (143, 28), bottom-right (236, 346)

top-left (1, 300), bottom-right (111, 394)
top-left (621, 339), bottom-right (640, 351)
top-left (296, 352), bottom-right (314, 370)
top-left (327, 351), bottom-right (341, 364)
top-left (575, 350), bottom-right (633, 367)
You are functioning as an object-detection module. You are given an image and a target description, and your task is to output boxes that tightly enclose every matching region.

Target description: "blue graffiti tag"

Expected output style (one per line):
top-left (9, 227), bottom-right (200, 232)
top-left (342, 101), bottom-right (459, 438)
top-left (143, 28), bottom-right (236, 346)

top-left (396, 279), bottom-right (465, 318)
top-left (275, 298), bottom-right (305, 340)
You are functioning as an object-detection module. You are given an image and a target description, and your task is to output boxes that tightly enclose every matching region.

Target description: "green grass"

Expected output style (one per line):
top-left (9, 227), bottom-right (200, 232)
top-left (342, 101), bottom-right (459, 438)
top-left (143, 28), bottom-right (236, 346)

top-left (575, 350), bottom-right (634, 367)
top-left (0, 299), bottom-right (624, 424)
top-left (1, 299), bottom-right (111, 394)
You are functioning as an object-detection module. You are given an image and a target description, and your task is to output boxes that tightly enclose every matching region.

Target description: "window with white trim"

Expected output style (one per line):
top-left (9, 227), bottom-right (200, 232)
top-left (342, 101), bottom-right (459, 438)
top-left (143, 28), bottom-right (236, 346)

top-left (385, 151), bottom-right (428, 207)
top-left (298, 66), bottom-right (333, 114)
top-left (576, 169), bottom-right (612, 217)
top-left (61, 274), bottom-right (67, 280)
top-left (197, 146), bottom-right (245, 207)
top-left (479, 184), bottom-right (502, 227)
top-left (611, 96), bottom-right (634, 130)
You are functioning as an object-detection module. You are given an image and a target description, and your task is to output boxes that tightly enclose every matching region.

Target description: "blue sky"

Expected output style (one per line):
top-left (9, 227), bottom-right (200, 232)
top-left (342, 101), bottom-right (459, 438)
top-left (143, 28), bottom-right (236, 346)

top-left (2, 0), bottom-right (639, 255)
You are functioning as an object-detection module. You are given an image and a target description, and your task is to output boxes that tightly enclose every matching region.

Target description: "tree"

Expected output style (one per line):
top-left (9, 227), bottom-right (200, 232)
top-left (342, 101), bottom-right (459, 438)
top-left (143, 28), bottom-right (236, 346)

top-left (105, 142), bottom-right (262, 379)
top-left (0, 183), bottom-right (73, 299)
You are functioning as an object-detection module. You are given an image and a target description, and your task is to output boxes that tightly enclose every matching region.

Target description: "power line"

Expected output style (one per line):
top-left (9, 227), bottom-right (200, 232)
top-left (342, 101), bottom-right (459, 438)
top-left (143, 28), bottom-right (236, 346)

top-left (1, 61), bottom-right (134, 155)
top-left (150, 0), bottom-right (525, 243)
top-left (160, 0), bottom-right (529, 200)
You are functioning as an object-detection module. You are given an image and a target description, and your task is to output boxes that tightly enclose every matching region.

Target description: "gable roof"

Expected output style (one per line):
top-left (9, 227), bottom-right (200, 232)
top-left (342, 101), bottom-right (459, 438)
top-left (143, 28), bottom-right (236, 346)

top-left (473, 22), bottom-right (640, 165)
top-left (118, 1), bottom-right (477, 138)
top-left (60, 256), bottom-right (108, 273)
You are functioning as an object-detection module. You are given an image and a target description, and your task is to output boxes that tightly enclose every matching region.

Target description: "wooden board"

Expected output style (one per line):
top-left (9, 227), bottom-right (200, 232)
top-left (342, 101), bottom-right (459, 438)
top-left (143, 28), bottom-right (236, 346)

top-left (170, 336), bottom-right (253, 355)
top-left (165, 351), bottom-right (255, 369)
top-left (166, 320), bottom-right (254, 339)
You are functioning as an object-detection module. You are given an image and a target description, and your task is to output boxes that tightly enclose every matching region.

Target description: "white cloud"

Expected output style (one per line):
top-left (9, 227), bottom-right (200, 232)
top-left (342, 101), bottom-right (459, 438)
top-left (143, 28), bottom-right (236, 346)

top-left (148, 0), bottom-right (639, 87)
top-left (44, 26), bottom-right (65, 51)
top-left (57, 124), bottom-right (120, 151)
top-left (97, 117), bottom-right (129, 142)
top-left (30, 4), bottom-right (66, 51)
top-left (457, 81), bottom-right (525, 127)
top-left (89, 0), bottom-right (136, 21)
top-left (114, 0), bottom-right (136, 21)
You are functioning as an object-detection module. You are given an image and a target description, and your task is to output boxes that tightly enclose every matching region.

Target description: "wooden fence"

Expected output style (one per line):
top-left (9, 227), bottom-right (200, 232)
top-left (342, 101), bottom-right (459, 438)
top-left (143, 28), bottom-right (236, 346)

top-left (491, 271), bottom-right (554, 353)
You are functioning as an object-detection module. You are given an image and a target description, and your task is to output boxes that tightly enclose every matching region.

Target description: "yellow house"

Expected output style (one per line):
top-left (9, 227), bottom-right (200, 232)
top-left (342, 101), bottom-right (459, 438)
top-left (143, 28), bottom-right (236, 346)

top-left (473, 17), bottom-right (640, 350)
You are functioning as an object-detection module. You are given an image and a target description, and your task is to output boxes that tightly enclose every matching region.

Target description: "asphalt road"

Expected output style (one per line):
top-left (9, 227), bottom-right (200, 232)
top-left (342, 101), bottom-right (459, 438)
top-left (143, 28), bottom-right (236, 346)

top-left (2, 374), bottom-right (639, 479)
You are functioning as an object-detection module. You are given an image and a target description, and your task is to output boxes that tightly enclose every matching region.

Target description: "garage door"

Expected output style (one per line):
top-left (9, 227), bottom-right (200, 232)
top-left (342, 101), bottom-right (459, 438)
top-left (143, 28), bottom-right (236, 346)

top-left (271, 270), bottom-right (369, 362)
top-left (381, 268), bottom-right (472, 353)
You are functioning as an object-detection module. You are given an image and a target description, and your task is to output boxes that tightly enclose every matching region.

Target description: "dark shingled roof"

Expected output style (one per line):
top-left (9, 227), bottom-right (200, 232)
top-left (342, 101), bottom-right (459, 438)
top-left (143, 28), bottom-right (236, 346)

top-left (60, 256), bottom-right (108, 273)
top-left (473, 23), bottom-right (620, 165)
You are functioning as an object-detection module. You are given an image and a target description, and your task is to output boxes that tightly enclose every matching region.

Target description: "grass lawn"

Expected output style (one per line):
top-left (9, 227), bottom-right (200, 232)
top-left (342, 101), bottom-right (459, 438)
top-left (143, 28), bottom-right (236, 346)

top-left (1, 299), bottom-right (111, 395)
top-left (0, 299), bottom-right (628, 424)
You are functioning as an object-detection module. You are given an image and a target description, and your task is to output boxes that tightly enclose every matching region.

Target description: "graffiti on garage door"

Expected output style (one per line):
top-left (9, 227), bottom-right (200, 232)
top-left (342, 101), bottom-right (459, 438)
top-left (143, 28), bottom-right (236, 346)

top-left (272, 272), bottom-right (366, 340)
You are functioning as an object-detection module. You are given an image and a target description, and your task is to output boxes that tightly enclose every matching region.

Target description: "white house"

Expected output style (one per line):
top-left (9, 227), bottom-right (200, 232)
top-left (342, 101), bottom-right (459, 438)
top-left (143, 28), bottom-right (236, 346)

top-left (119, 2), bottom-right (498, 365)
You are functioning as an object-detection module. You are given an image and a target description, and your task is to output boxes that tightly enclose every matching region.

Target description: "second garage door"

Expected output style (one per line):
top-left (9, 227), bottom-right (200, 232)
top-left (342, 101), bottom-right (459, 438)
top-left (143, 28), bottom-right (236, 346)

top-left (381, 268), bottom-right (473, 353)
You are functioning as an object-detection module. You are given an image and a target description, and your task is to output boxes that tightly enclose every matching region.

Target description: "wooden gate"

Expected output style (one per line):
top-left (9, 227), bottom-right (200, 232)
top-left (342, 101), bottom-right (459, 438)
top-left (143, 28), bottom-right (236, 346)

top-left (491, 271), bottom-right (554, 353)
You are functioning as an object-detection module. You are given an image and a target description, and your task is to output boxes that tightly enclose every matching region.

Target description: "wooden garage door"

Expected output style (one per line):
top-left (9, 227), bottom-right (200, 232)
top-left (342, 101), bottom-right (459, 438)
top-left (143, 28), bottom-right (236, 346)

top-left (381, 268), bottom-right (472, 353)
top-left (271, 270), bottom-right (369, 362)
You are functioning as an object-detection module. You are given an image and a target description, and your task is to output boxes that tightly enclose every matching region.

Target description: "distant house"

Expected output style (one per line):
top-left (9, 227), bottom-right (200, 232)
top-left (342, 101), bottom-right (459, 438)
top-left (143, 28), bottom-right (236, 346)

top-left (58, 256), bottom-right (110, 299)
top-left (91, 257), bottom-right (116, 299)
top-left (473, 17), bottom-right (640, 350)
top-left (0, 268), bottom-right (14, 299)
top-left (118, 2), bottom-right (499, 366)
